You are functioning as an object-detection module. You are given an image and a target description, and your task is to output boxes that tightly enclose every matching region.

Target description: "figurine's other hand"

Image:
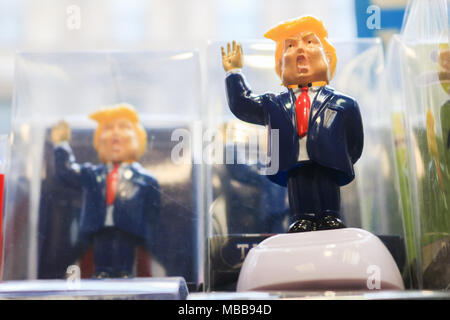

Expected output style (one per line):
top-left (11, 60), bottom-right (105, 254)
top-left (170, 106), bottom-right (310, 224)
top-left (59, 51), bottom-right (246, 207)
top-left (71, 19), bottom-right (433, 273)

top-left (51, 120), bottom-right (71, 144)
top-left (221, 40), bottom-right (243, 72)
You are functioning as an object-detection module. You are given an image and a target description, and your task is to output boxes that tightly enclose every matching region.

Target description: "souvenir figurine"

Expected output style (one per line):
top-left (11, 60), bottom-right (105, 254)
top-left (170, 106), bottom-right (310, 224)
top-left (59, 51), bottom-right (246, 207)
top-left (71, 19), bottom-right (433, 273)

top-left (227, 16), bottom-right (404, 292)
top-left (221, 16), bottom-right (364, 233)
top-left (51, 104), bottom-right (160, 278)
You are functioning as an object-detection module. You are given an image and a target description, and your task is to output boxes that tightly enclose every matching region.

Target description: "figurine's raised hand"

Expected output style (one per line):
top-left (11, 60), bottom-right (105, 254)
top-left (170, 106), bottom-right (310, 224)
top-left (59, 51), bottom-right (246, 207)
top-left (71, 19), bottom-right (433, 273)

top-left (221, 40), bottom-right (243, 72)
top-left (51, 120), bottom-right (71, 144)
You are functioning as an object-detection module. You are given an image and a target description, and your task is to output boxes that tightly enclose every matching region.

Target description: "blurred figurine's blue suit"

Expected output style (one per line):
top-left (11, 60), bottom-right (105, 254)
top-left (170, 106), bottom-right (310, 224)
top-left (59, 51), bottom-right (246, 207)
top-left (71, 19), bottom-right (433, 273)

top-left (55, 143), bottom-right (160, 237)
top-left (225, 72), bottom-right (363, 230)
top-left (51, 105), bottom-right (160, 278)
top-left (54, 143), bottom-right (160, 277)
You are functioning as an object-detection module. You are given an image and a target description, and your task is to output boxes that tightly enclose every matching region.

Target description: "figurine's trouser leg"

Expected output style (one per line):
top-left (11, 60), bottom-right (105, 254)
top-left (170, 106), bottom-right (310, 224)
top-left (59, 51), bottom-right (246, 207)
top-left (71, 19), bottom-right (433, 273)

top-left (287, 163), bottom-right (341, 223)
top-left (93, 227), bottom-right (137, 276)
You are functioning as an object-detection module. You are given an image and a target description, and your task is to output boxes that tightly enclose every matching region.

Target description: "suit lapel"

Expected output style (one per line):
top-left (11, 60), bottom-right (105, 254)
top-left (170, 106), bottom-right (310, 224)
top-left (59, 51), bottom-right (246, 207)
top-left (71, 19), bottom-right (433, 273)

top-left (126, 163), bottom-right (148, 185)
top-left (279, 89), bottom-right (297, 129)
top-left (117, 163), bottom-right (142, 190)
top-left (310, 86), bottom-right (334, 125)
top-left (275, 86), bottom-right (334, 134)
top-left (94, 165), bottom-right (107, 199)
top-left (114, 163), bottom-right (146, 203)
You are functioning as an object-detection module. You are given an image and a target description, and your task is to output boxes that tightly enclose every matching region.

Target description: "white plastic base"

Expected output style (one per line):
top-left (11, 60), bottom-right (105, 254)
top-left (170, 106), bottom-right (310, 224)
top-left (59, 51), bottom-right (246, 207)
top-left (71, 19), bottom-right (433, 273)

top-left (237, 228), bottom-right (404, 291)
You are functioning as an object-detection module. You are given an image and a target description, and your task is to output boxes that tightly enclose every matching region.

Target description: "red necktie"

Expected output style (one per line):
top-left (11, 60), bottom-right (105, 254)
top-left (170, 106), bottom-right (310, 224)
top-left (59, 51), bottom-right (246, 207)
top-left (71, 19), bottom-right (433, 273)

top-left (106, 163), bottom-right (120, 205)
top-left (295, 86), bottom-right (311, 138)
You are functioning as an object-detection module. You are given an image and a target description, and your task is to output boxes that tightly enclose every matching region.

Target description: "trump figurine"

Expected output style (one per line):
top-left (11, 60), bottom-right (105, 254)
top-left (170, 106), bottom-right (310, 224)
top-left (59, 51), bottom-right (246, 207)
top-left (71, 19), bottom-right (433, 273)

top-left (221, 16), bottom-right (363, 233)
top-left (51, 104), bottom-right (160, 278)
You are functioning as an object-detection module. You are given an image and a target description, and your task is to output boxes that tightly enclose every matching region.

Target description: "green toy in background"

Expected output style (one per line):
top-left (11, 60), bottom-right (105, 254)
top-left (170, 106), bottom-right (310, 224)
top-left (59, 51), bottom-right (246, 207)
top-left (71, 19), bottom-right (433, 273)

top-left (397, 39), bottom-right (450, 289)
top-left (392, 113), bottom-right (417, 287)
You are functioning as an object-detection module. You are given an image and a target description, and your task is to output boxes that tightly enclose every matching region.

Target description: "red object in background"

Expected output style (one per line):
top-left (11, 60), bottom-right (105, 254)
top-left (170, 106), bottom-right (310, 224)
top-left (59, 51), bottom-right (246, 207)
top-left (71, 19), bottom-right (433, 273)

top-left (79, 247), bottom-right (95, 279)
top-left (136, 247), bottom-right (152, 277)
top-left (0, 174), bottom-right (4, 279)
top-left (79, 245), bottom-right (152, 278)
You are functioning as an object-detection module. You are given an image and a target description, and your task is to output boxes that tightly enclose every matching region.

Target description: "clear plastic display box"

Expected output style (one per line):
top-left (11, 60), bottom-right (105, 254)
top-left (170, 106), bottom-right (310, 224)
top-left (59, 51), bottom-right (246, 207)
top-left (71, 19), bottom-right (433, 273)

top-left (2, 35), bottom-right (444, 299)
top-left (1, 51), bottom-right (204, 295)
top-left (204, 38), bottom-right (409, 291)
top-left (0, 135), bottom-right (7, 278)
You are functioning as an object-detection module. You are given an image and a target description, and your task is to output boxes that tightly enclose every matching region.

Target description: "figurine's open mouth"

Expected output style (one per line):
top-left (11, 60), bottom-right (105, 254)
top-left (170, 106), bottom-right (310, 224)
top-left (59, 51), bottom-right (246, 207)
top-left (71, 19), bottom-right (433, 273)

top-left (297, 55), bottom-right (308, 73)
top-left (112, 138), bottom-right (122, 152)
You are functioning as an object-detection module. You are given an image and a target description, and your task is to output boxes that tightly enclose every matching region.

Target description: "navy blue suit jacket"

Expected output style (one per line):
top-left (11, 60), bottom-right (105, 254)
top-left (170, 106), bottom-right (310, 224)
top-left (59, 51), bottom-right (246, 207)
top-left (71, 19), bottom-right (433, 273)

top-left (54, 143), bottom-right (160, 241)
top-left (226, 72), bottom-right (364, 187)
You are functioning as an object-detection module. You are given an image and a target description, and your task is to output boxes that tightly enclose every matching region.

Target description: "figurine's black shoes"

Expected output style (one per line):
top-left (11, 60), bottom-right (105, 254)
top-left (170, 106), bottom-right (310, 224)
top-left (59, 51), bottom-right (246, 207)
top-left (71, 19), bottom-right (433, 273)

top-left (288, 218), bottom-right (317, 233)
top-left (94, 271), bottom-right (132, 279)
top-left (117, 271), bottom-right (132, 278)
top-left (317, 215), bottom-right (346, 230)
top-left (94, 271), bottom-right (110, 279)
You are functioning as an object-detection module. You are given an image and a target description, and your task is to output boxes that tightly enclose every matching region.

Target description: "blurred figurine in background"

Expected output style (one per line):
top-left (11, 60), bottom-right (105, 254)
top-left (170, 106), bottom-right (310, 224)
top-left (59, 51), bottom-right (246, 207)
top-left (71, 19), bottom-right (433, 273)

top-left (221, 16), bottom-right (363, 233)
top-left (51, 104), bottom-right (160, 278)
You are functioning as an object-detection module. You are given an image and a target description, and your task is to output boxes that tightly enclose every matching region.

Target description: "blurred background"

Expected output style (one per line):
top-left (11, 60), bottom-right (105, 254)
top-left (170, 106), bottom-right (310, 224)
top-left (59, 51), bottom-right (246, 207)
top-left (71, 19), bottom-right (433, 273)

top-left (0, 0), bottom-right (409, 135)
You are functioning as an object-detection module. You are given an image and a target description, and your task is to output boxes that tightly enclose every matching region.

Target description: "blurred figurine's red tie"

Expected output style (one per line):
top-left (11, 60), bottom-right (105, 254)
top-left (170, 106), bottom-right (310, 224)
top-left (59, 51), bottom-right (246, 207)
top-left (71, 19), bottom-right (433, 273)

top-left (295, 86), bottom-right (311, 138)
top-left (106, 163), bottom-right (120, 205)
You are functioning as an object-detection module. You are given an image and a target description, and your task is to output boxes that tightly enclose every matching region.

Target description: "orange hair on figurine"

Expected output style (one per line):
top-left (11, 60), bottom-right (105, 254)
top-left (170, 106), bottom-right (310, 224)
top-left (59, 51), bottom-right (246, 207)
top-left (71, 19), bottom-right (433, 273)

top-left (90, 103), bottom-right (147, 161)
top-left (264, 16), bottom-right (337, 82)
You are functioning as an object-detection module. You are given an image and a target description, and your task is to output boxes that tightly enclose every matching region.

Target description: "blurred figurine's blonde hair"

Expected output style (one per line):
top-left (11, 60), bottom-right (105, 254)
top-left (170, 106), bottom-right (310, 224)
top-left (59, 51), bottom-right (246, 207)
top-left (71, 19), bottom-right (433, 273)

top-left (90, 103), bottom-right (147, 160)
top-left (264, 15), bottom-right (337, 82)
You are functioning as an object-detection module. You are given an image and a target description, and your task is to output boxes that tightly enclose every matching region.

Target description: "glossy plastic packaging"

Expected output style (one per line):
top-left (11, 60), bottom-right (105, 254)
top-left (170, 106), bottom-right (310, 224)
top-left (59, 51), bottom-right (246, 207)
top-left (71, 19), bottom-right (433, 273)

top-left (2, 51), bottom-right (203, 290)
top-left (205, 36), bottom-right (407, 291)
top-left (384, 0), bottom-right (449, 289)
